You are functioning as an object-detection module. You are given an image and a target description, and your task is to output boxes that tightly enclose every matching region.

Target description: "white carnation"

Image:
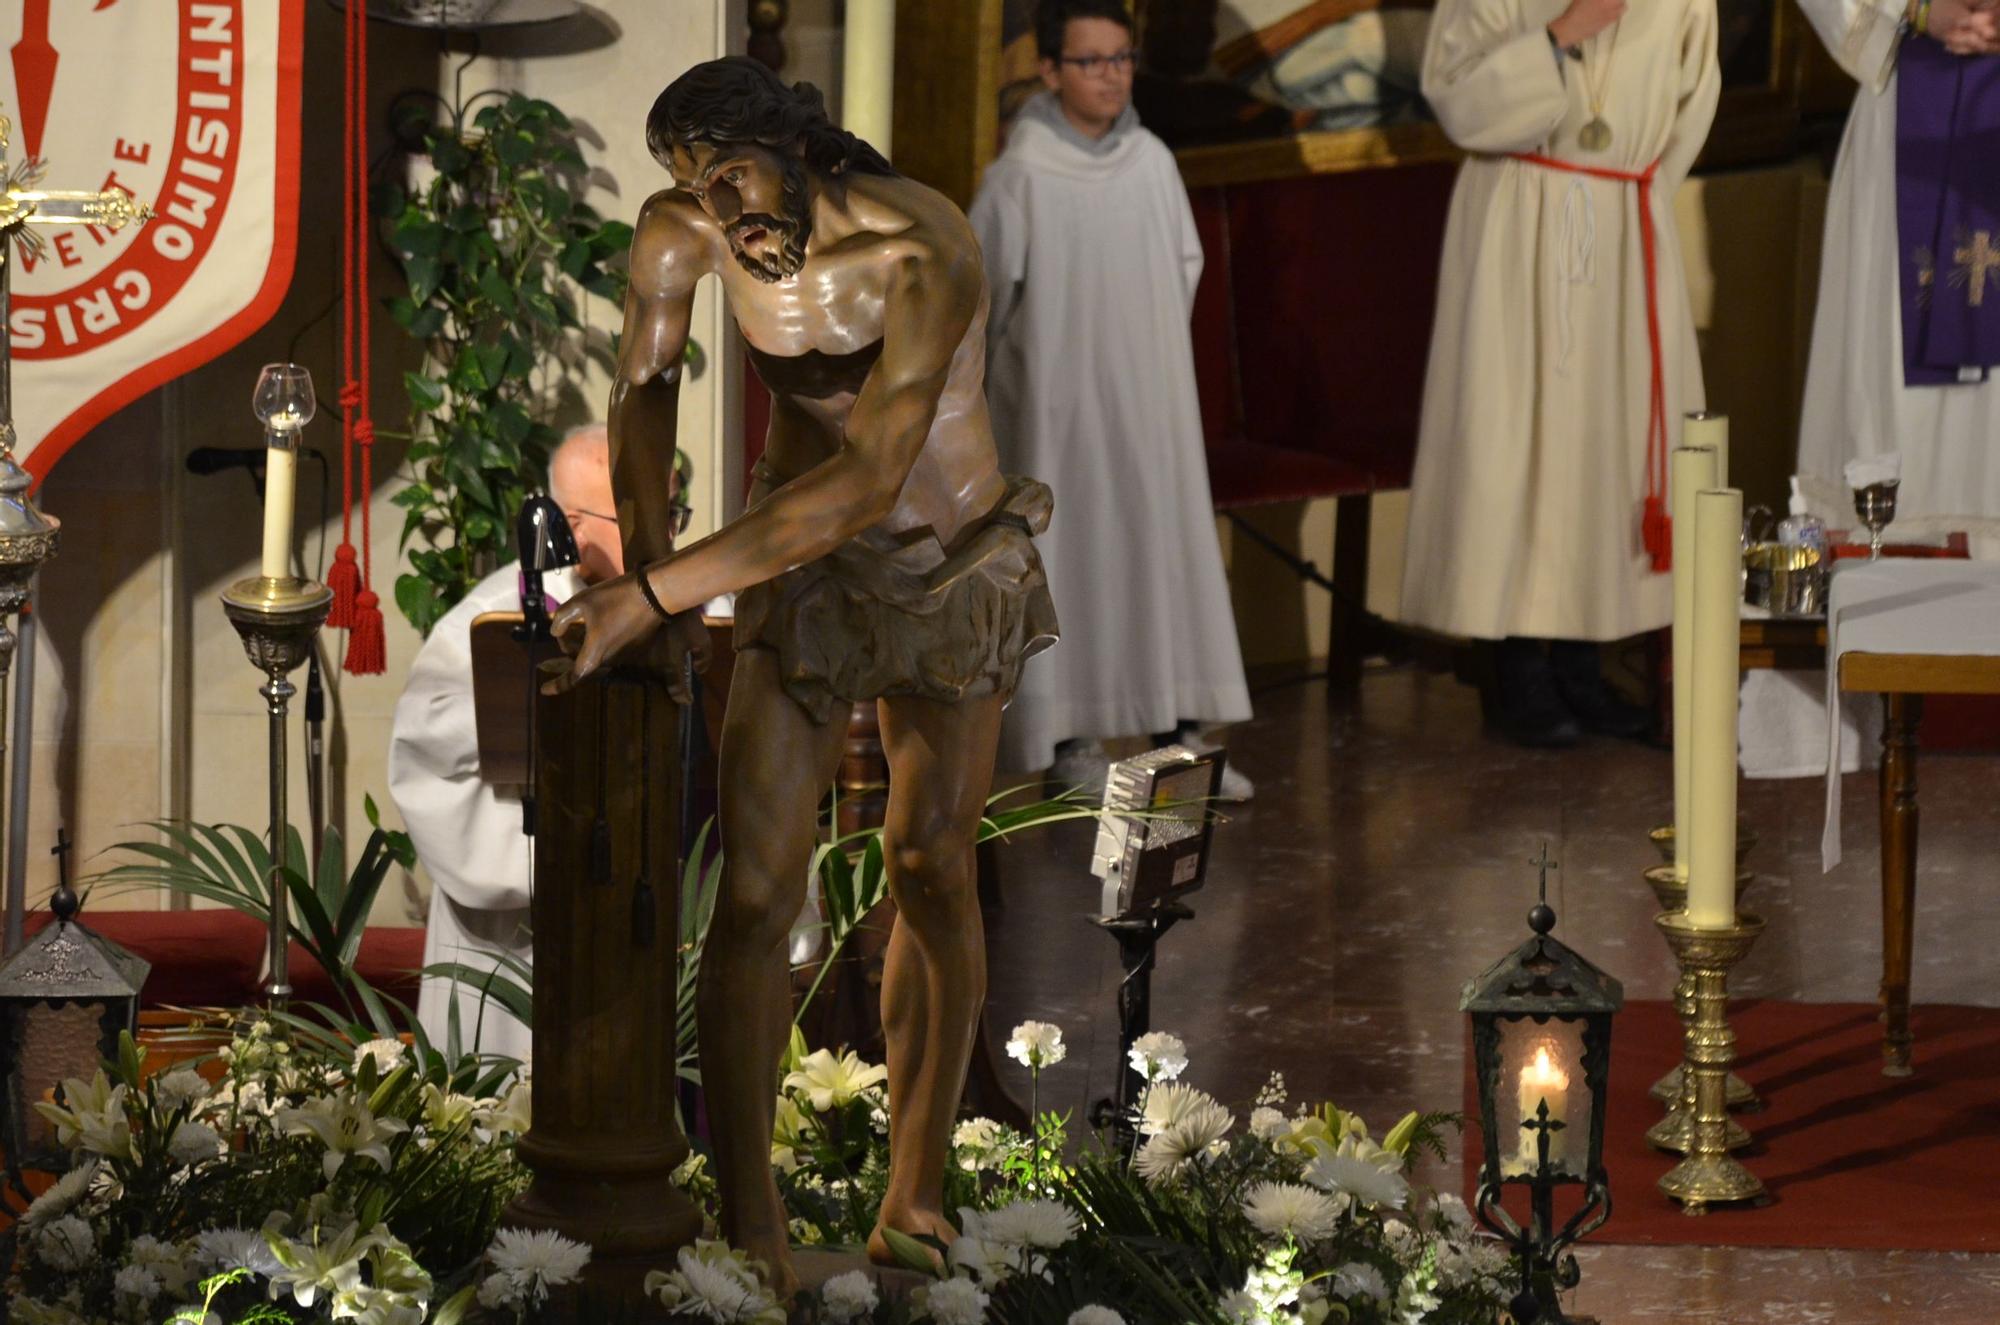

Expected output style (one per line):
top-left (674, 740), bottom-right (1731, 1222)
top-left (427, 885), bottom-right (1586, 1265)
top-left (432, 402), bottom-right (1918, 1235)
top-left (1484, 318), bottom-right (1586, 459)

top-left (153, 1068), bottom-right (212, 1113)
top-left (169, 1120), bottom-right (225, 1166)
top-left (1127, 1031), bottom-right (1189, 1082)
top-left (918, 1276), bottom-right (990, 1325)
top-left (112, 1263), bottom-right (161, 1304)
top-left (820, 1269), bottom-right (880, 1322)
top-left (351, 1038), bottom-right (406, 1078)
top-left (1004, 1020), bottom-right (1065, 1069)
top-left (1330, 1261), bottom-right (1390, 1303)
top-left (952, 1117), bottom-right (1003, 1171)
top-left (1249, 1106), bottom-right (1289, 1141)
top-left (1068, 1309), bottom-right (1125, 1325)
top-left (37, 1214), bottom-right (96, 1271)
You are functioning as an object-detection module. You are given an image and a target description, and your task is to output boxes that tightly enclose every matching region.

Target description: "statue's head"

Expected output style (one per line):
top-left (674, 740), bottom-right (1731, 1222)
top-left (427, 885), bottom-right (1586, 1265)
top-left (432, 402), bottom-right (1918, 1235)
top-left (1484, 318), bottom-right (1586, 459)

top-left (647, 57), bottom-right (894, 283)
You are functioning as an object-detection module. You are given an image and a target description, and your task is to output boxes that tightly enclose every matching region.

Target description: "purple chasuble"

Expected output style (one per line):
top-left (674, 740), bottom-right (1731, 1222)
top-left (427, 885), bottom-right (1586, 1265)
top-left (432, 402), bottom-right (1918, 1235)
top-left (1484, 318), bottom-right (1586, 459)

top-left (1896, 37), bottom-right (2000, 387)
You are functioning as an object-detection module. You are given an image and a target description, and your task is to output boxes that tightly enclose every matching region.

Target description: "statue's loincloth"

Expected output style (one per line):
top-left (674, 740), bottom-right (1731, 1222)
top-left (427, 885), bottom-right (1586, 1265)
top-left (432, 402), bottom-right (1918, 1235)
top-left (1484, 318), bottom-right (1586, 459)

top-left (734, 472), bottom-right (1060, 722)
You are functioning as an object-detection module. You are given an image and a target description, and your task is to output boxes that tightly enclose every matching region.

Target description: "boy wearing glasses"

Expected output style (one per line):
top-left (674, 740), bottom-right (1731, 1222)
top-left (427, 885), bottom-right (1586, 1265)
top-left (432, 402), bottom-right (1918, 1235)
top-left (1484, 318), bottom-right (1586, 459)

top-left (972, 0), bottom-right (1254, 800)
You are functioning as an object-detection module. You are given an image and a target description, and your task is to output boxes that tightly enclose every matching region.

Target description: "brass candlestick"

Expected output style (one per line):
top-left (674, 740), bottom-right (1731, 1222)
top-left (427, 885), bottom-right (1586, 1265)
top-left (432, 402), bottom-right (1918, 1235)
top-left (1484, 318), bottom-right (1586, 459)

top-left (220, 574), bottom-right (333, 1003)
top-left (1642, 863), bottom-right (1761, 1125)
top-left (1646, 823), bottom-right (1757, 869)
top-left (1655, 911), bottom-right (1766, 1213)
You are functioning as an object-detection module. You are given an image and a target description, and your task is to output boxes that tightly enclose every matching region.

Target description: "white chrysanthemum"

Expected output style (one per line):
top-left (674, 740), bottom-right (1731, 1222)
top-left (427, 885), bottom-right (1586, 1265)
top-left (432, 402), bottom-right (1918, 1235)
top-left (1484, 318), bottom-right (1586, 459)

top-left (1127, 1031), bottom-right (1189, 1082)
top-left (1133, 1100), bottom-right (1234, 1184)
top-left (945, 1222), bottom-right (1017, 1289)
top-left (979, 1198), bottom-right (1079, 1250)
top-left (126, 1233), bottom-right (193, 1296)
top-left (169, 1119), bottom-right (225, 1166)
top-left (191, 1226), bottom-right (283, 1278)
top-left (1004, 1020), bottom-right (1065, 1069)
top-left (783, 1048), bottom-right (889, 1112)
top-left (1241, 1181), bottom-right (1344, 1243)
top-left (478, 1273), bottom-right (524, 1311)
top-left (22, 1162), bottom-right (98, 1225)
top-left (820, 1269), bottom-right (880, 1322)
top-left (153, 1068), bottom-right (212, 1113)
top-left (1068, 1308), bottom-right (1125, 1325)
top-left (1302, 1153), bottom-right (1409, 1210)
top-left (486, 1227), bottom-right (592, 1305)
top-left (1139, 1082), bottom-right (1221, 1137)
top-left (36, 1214), bottom-right (96, 1271)
top-left (9, 1298), bottom-right (87, 1325)
top-left (112, 1263), bottom-right (161, 1304)
top-left (351, 1038), bottom-right (406, 1078)
top-left (1330, 1261), bottom-right (1390, 1303)
top-left (918, 1276), bottom-right (990, 1325)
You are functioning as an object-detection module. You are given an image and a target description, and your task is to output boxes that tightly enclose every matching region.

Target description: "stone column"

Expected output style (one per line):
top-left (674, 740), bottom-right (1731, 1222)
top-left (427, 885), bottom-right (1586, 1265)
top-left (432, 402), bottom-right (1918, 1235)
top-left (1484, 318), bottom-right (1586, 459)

top-left (506, 666), bottom-right (701, 1309)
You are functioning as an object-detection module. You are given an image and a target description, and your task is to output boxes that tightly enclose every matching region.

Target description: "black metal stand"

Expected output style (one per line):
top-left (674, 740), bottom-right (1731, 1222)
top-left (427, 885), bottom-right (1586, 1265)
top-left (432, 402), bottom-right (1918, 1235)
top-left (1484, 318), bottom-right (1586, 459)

top-left (1088, 900), bottom-right (1194, 1144)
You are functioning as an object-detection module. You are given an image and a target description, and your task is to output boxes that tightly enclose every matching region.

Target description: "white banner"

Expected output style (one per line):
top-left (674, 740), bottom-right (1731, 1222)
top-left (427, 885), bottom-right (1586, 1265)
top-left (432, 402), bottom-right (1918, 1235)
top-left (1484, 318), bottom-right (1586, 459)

top-left (3, 0), bottom-right (302, 477)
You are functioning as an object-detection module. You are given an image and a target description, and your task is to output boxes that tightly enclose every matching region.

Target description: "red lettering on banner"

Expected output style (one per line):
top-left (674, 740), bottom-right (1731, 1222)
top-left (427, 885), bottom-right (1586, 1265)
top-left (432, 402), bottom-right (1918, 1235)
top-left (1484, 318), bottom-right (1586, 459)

top-left (12, 1), bottom-right (246, 361)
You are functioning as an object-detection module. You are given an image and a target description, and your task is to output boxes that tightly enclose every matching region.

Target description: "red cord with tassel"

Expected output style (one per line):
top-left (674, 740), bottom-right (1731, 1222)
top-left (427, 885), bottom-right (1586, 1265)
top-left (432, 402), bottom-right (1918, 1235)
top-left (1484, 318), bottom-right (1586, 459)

top-left (334, 0), bottom-right (384, 672)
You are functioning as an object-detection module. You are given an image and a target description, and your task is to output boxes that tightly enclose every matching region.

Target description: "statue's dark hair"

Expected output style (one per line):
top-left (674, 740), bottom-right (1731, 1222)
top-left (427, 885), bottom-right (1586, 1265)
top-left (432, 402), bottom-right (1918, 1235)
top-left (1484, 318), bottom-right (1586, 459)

top-left (1035, 0), bottom-right (1134, 60)
top-left (646, 56), bottom-right (896, 178)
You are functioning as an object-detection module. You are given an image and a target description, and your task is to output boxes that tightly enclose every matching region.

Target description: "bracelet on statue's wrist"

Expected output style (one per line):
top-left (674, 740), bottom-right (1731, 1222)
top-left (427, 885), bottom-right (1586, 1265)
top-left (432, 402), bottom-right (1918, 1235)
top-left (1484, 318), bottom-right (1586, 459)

top-left (634, 563), bottom-right (674, 623)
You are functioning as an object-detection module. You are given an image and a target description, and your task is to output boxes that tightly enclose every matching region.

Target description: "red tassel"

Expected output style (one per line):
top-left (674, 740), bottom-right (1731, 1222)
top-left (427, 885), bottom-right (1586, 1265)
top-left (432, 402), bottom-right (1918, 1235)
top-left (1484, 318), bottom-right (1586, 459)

top-left (326, 543), bottom-right (360, 628)
top-left (343, 588), bottom-right (386, 676)
top-left (1644, 495), bottom-right (1671, 573)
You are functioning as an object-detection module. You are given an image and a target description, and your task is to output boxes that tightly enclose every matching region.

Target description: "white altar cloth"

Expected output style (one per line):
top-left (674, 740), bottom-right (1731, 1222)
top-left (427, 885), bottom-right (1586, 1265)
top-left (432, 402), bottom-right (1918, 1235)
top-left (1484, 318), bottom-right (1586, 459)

top-left (1821, 561), bottom-right (2000, 870)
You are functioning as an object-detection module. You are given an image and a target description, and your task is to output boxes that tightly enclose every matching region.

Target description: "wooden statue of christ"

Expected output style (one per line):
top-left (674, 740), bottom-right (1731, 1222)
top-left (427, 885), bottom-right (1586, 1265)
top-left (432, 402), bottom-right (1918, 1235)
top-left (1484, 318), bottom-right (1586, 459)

top-left (547, 57), bottom-right (1057, 1293)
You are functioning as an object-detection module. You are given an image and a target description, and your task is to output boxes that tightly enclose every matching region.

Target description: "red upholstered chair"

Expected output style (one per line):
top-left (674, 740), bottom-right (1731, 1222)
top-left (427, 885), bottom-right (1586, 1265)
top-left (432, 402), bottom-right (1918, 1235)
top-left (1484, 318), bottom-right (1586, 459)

top-left (20, 908), bottom-right (265, 1008)
top-left (1186, 162), bottom-right (1458, 694)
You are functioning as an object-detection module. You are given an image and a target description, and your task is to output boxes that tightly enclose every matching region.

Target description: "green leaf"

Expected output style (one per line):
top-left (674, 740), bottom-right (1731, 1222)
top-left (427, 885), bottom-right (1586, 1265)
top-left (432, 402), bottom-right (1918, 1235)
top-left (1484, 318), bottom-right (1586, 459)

top-left (477, 264), bottom-right (518, 315)
top-left (474, 342), bottom-right (509, 390)
top-left (492, 398), bottom-right (532, 448)
top-left (404, 371), bottom-right (445, 413)
top-left (391, 483), bottom-right (433, 510)
top-left (558, 238), bottom-right (590, 280)
top-left (878, 1227), bottom-right (942, 1277)
top-left (430, 135), bottom-right (471, 174)
top-left (391, 214), bottom-right (443, 257)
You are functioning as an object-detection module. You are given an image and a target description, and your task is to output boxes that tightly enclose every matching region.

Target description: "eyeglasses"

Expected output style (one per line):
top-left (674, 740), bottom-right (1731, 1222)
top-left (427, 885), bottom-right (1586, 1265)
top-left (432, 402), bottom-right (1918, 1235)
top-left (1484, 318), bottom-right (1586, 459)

top-left (1058, 49), bottom-right (1137, 77)
top-left (569, 505), bottom-right (693, 538)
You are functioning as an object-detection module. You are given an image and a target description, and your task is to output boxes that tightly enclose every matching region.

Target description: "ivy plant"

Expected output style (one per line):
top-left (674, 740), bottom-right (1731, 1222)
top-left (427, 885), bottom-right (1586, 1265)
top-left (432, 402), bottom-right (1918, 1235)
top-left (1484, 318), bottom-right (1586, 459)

top-left (380, 93), bottom-right (633, 636)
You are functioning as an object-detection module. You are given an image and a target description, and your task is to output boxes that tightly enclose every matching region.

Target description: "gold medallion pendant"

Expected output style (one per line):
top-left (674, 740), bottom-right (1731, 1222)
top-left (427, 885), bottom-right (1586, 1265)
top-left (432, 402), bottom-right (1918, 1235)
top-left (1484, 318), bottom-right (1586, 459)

top-left (1578, 117), bottom-right (1613, 151)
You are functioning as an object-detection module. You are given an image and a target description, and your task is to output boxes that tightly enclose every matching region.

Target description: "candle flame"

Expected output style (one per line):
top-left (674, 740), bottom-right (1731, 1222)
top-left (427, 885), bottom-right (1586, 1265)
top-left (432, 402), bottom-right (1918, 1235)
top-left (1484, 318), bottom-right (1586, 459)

top-left (1524, 1045), bottom-right (1569, 1090)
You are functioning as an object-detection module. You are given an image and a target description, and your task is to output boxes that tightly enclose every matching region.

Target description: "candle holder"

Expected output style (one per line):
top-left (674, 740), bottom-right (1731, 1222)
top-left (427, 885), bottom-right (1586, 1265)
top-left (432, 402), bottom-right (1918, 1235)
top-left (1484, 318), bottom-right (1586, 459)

top-left (1645, 823), bottom-right (1757, 869)
top-left (1641, 864), bottom-right (1761, 1121)
top-left (221, 573), bottom-right (333, 1002)
top-left (1654, 911), bottom-right (1766, 1214)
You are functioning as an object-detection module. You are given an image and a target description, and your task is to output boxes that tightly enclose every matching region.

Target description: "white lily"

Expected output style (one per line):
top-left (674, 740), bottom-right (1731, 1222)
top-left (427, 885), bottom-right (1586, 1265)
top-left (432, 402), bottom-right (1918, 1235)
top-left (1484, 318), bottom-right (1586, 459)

top-left (478, 1079), bottom-right (531, 1137)
top-left (420, 1083), bottom-right (481, 1132)
top-left (32, 1070), bottom-right (129, 1155)
top-left (264, 1222), bottom-right (377, 1309)
top-left (275, 1093), bottom-right (409, 1181)
top-left (782, 1048), bottom-right (888, 1112)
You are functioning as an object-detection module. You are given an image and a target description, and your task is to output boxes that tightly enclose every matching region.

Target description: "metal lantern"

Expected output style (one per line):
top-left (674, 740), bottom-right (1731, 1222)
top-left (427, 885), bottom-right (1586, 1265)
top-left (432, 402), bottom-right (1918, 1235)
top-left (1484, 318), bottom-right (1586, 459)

top-left (0, 861), bottom-right (148, 1185)
top-left (1460, 853), bottom-right (1622, 1325)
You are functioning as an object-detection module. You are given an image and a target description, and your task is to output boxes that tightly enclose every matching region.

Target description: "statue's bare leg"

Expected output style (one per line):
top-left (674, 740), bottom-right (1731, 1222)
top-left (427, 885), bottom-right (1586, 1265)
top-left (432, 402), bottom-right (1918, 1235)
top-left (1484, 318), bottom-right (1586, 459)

top-left (700, 646), bottom-right (850, 1295)
top-left (866, 689), bottom-right (1004, 1263)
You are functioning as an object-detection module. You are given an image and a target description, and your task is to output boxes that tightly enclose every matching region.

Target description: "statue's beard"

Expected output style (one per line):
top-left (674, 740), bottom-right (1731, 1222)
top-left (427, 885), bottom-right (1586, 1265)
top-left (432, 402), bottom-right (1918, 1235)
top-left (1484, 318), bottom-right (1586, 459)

top-left (729, 163), bottom-right (812, 283)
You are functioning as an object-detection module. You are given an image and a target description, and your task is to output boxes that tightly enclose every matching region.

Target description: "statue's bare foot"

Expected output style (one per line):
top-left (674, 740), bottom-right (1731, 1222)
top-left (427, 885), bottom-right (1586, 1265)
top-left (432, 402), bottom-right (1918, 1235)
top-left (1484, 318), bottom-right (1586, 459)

top-left (867, 1205), bottom-right (957, 1269)
top-left (734, 1217), bottom-right (800, 1301)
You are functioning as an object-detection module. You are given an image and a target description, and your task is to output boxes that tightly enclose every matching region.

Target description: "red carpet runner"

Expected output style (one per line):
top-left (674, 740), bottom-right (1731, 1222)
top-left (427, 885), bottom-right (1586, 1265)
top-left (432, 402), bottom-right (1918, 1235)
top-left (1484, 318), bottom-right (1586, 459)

top-left (1464, 999), bottom-right (2000, 1251)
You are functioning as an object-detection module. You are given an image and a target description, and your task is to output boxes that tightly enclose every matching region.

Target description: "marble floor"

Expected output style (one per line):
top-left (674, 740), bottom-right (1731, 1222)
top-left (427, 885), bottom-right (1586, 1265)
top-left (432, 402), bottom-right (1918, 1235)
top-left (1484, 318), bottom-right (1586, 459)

top-left (980, 663), bottom-right (2000, 1324)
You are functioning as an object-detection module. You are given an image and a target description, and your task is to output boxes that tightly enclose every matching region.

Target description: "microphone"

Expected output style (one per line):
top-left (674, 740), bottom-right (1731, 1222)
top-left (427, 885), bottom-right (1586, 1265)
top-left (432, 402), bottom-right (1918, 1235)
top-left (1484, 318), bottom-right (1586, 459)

top-left (186, 446), bottom-right (325, 476)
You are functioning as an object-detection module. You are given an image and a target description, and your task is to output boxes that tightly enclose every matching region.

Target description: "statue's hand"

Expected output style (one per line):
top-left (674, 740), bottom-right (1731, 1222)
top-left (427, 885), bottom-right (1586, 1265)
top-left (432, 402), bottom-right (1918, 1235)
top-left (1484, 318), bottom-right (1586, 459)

top-left (646, 609), bottom-right (712, 704)
top-left (543, 571), bottom-right (667, 695)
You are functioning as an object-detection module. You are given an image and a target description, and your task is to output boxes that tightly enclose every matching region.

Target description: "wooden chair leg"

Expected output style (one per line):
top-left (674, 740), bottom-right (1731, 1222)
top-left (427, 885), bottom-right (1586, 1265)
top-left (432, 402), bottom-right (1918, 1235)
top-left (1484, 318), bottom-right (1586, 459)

top-left (1328, 493), bottom-right (1372, 701)
top-left (1879, 691), bottom-right (1922, 1078)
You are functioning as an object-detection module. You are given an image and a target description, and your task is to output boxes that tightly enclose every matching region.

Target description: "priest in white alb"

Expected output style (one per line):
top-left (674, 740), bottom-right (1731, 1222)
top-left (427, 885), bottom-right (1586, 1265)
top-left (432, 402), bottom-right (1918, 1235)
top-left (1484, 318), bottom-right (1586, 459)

top-left (1795, 0), bottom-right (2000, 545)
top-left (1399, 0), bottom-right (1719, 746)
top-left (388, 425), bottom-right (629, 1060)
top-left (971, 0), bottom-right (1253, 798)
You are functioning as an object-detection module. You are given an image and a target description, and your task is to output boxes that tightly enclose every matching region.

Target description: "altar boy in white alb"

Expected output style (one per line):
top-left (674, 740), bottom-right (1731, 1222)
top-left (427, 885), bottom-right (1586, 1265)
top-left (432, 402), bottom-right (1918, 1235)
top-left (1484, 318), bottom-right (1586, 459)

top-left (972, 0), bottom-right (1253, 798)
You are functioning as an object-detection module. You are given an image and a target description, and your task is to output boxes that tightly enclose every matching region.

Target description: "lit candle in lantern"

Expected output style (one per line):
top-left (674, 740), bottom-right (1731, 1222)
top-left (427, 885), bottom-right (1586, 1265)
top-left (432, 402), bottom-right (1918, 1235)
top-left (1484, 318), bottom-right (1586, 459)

top-left (1686, 487), bottom-right (1744, 929)
top-left (251, 364), bottom-right (316, 582)
top-left (1517, 1043), bottom-right (1570, 1170)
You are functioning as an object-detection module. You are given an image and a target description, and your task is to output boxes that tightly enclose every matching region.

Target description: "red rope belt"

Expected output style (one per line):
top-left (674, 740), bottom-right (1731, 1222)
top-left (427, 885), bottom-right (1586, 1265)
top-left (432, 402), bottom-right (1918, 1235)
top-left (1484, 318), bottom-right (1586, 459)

top-left (1508, 151), bottom-right (1671, 573)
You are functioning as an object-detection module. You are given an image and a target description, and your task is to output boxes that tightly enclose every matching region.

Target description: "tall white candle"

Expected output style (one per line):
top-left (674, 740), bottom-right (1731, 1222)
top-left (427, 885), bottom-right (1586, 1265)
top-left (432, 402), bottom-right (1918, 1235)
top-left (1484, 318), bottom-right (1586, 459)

top-left (1687, 487), bottom-right (1744, 929)
top-left (260, 441), bottom-right (297, 580)
top-left (1670, 446), bottom-right (1719, 883)
top-left (842, 0), bottom-right (896, 161)
top-left (1515, 1044), bottom-right (1570, 1171)
top-left (1684, 411), bottom-right (1729, 487)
